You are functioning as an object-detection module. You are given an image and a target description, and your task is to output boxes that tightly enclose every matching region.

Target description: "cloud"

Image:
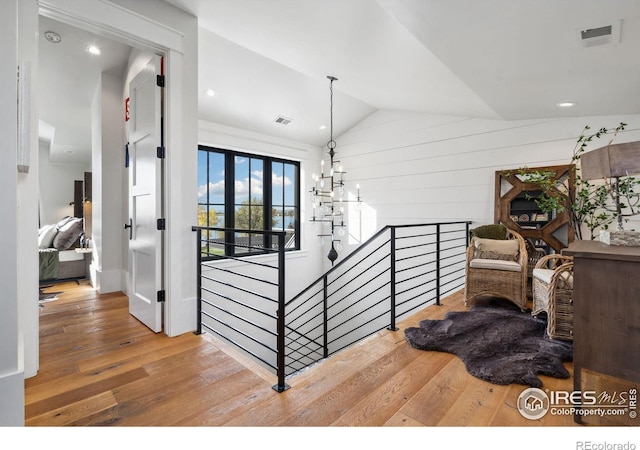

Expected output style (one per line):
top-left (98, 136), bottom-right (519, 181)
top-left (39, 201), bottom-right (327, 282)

top-left (197, 179), bottom-right (225, 200)
top-left (235, 175), bottom-right (263, 197)
top-left (272, 173), bottom-right (292, 187)
top-left (198, 169), bottom-right (291, 200)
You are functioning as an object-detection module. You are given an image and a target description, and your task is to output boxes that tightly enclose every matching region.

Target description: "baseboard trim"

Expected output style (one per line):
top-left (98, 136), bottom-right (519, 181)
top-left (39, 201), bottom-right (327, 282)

top-left (93, 267), bottom-right (123, 293)
top-left (0, 370), bottom-right (25, 426)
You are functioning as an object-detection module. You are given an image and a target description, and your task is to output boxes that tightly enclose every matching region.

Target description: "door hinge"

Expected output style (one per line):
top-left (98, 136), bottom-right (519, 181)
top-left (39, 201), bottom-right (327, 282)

top-left (157, 218), bottom-right (166, 230)
top-left (156, 74), bottom-right (165, 87)
top-left (157, 290), bottom-right (165, 303)
top-left (157, 146), bottom-right (165, 159)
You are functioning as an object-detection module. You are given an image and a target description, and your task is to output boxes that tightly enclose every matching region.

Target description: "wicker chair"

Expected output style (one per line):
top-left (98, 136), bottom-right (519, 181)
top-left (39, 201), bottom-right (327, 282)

top-left (531, 254), bottom-right (574, 340)
top-left (464, 228), bottom-right (528, 312)
top-left (524, 239), bottom-right (546, 279)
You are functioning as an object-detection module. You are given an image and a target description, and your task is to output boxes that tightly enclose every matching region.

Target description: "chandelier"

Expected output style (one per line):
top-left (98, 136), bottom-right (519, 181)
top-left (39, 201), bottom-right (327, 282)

top-left (310, 75), bottom-right (363, 265)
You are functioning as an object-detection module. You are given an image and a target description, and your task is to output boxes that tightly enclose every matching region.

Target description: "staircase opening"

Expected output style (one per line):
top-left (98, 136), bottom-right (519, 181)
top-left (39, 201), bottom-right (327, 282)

top-left (192, 221), bottom-right (471, 392)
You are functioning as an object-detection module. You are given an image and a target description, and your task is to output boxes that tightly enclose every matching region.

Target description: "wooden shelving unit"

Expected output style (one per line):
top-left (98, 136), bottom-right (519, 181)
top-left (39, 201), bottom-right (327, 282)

top-left (495, 164), bottom-right (575, 254)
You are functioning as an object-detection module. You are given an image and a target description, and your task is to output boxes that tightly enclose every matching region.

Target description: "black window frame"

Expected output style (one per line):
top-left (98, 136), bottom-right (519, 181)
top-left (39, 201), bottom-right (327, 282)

top-left (198, 145), bottom-right (301, 259)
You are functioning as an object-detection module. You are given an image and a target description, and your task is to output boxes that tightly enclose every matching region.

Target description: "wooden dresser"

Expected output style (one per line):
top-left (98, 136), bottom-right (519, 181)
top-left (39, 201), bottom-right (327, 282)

top-left (564, 241), bottom-right (640, 408)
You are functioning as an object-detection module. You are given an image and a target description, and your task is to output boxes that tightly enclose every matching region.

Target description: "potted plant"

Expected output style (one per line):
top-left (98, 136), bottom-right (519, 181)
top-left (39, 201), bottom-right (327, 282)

top-left (517, 122), bottom-right (640, 241)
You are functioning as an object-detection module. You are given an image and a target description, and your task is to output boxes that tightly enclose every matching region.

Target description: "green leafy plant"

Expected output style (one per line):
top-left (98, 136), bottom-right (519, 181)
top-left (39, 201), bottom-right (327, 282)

top-left (517, 122), bottom-right (639, 240)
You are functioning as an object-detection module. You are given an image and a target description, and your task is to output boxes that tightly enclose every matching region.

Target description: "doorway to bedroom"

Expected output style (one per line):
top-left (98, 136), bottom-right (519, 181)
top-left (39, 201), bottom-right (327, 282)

top-left (37, 10), bottom-right (168, 337)
top-left (37, 14), bottom-right (132, 297)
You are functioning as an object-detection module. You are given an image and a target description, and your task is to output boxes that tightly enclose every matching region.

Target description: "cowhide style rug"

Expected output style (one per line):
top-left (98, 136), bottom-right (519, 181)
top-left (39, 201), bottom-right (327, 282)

top-left (404, 299), bottom-right (573, 388)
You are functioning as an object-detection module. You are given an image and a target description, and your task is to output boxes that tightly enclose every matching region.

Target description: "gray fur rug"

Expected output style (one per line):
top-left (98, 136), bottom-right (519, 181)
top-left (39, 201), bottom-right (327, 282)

top-left (404, 299), bottom-right (573, 388)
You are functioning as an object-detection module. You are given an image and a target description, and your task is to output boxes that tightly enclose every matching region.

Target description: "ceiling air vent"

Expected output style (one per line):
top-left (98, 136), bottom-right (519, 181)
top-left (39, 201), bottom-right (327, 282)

top-left (577, 20), bottom-right (621, 48)
top-left (274, 115), bottom-right (293, 125)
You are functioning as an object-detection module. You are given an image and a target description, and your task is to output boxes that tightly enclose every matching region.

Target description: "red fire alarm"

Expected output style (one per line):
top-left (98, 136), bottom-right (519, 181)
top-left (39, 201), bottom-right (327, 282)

top-left (125, 97), bottom-right (130, 121)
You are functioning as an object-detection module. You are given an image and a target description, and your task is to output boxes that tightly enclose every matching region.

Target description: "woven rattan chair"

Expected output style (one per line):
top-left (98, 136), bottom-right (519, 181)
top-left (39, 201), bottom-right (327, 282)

top-left (531, 254), bottom-right (573, 315)
top-left (464, 228), bottom-right (528, 312)
top-left (524, 240), bottom-right (546, 279)
top-left (532, 254), bottom-right (574, 340)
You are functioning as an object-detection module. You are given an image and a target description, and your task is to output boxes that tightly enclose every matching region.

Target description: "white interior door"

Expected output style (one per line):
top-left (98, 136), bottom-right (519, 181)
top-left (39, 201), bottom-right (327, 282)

top-left (127, 55), bottom-right (164, 333)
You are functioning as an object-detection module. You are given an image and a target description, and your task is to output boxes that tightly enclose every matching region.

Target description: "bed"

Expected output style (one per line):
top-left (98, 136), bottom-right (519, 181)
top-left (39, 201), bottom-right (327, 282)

top-left (38, 217), bottom-right (87, 282)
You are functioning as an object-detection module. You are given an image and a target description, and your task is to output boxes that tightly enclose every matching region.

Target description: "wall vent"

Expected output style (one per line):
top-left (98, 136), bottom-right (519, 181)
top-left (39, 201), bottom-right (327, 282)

top-left (577, 20), bottom-right (621, 48)
top-left (274, 115), bottom-right (293, 125)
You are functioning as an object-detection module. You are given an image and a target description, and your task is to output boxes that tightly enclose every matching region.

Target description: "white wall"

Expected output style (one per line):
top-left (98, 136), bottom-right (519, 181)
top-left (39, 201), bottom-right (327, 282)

top-left (0, 0), bottom-right (21, 426)
top-left (90, 72), bottom-right (125, 293)
top-left (336, 110), bottom-right (640, 241)
top-left (1, 0), bottom-right (39, 426)
top-left (17, 0), bottom-right (40, 387)
top-left (38, 139), bottom-right (90, 226)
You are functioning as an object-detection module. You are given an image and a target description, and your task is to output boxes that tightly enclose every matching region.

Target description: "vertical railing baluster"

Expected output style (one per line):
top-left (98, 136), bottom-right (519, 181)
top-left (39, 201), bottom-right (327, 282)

top-left (274, 232), bottom-right (289, 392)
top-left (388, 227), bottom-right (398, 331)
top-left (436, 223), bottom-right (441, 306)
top-left (194, 227), bottom-right (203, 335)
top-left (323, 275), bottom-right (329, 358)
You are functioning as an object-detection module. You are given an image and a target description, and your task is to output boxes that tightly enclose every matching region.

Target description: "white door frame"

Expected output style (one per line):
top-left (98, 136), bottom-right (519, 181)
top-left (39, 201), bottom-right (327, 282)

top-left (34, 0), bottom-right (197, 344)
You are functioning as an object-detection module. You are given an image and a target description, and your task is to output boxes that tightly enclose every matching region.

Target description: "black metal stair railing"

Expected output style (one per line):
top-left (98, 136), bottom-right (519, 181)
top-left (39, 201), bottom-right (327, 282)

top-left (191, 226), bottom-right (289, 391)
top-left (282, 222), bottom-right (471, 379)
top-left (192, 221), bottom-right (471, 393)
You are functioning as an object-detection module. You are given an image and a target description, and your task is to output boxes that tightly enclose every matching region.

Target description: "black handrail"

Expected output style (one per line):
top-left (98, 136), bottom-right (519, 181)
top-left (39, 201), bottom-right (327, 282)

top-left (285, 226), bottom-right (391, 307)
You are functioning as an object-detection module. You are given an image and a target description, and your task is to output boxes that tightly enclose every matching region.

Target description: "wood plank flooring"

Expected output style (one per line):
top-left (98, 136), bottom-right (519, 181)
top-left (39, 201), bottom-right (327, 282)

top-left (27, 281), bottom-right (583, 427)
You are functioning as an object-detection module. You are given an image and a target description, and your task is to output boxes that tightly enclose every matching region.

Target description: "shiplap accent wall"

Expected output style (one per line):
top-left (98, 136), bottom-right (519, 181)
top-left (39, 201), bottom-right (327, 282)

top-left (334, 110), bottom-right (640, 241)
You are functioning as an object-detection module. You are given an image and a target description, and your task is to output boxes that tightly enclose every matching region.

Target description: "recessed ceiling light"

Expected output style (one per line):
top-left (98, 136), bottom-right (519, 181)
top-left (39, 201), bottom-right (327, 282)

top-left (204, 89), bottom-right (216, 97)
top-left (44, 31), bottom-right (62, 44)
top-left (319, 125), bottom-right (327, 130)
top-left (556, 102), bottom-right (576, 108)
top-left (86, 45), bottom-right (101, 56)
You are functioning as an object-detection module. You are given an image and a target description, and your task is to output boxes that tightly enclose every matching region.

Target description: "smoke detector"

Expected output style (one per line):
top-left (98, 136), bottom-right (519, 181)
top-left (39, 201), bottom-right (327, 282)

top-left (274, 115), bottom-right (293, 125)
top-left (576, 20), bottom-right (621, 48)
top-left (44, 31), bottom-right (62, 44)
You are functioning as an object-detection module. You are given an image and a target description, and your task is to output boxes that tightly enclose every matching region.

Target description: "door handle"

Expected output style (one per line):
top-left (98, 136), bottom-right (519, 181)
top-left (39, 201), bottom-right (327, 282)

top-left (124, 218), bottom-right (132, 240)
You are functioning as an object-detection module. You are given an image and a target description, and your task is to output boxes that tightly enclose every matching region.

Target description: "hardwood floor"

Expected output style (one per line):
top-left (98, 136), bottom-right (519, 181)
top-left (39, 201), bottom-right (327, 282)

top-left (27, 281), bottom-right (582, 427)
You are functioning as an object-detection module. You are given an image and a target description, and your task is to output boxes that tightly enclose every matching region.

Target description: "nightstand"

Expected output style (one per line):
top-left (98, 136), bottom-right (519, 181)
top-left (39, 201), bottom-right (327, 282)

top-left (74, 247), bottom-right (93, 284)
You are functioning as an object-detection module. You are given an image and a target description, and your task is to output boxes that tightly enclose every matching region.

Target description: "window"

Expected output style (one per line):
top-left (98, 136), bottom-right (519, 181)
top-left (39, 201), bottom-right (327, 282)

top-left (197, 146), bottom-right (300, 257)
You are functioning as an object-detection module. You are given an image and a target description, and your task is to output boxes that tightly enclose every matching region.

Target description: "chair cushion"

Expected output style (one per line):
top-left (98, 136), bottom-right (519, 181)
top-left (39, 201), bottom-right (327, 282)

top-left (474, 237), bottom-right (519, 261)
top-left (533, 268), bottom-right (573, 287)
top-left (469, 258), bottom-right (522, 272)
top-left (532, 268), bottom-right (555, 284)
top-left (471, 224), bottom-right (507, 240)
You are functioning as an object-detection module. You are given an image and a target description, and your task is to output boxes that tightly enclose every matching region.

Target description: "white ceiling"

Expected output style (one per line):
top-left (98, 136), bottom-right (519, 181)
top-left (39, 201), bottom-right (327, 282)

top-left (39, 0), bottom-right (640, 163)
top-left (38, 15), bottom-right (132, 164)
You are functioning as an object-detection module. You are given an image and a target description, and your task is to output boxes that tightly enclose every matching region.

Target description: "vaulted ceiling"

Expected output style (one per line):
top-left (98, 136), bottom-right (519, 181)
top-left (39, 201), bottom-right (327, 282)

top-left (39, 0), bottom-right (640, 163)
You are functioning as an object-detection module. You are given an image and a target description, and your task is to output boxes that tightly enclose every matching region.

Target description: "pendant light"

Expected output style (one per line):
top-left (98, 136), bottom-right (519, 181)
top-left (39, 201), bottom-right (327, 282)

top-left (310, 75), bottom-right (363, 265)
